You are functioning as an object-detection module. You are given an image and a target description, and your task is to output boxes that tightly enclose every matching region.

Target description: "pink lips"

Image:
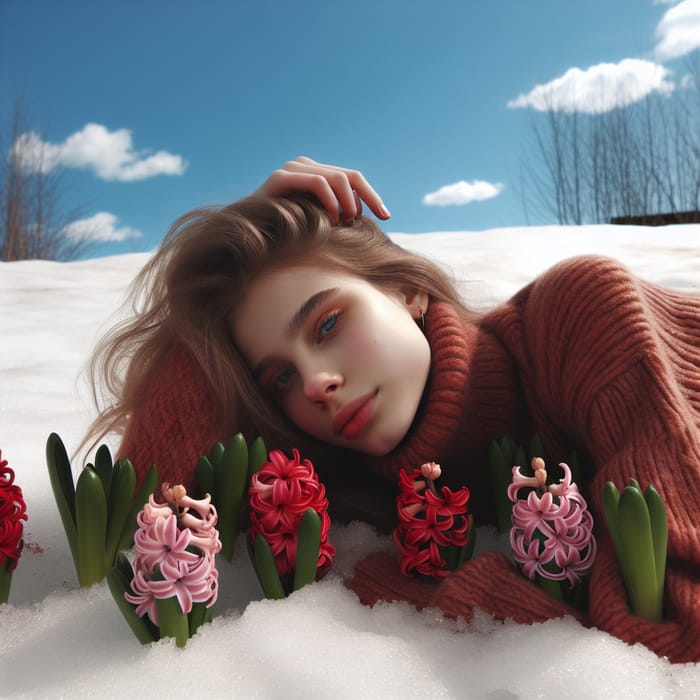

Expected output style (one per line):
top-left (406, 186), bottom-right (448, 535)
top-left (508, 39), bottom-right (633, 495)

top-left (332, 391), bottom-right (377, 439)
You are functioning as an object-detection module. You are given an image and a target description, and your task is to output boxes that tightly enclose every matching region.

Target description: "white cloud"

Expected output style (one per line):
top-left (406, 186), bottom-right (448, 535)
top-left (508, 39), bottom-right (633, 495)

top-left (422, 180), bottom-right (504, 206)
top-left (61, 212), bottom-right (143, 243)
top-left (11, 123), bottom-right (187, 181)
top-left (507, 59), bottom-right (675, 113)
top-left (654, 0), bottom-right (700, 60)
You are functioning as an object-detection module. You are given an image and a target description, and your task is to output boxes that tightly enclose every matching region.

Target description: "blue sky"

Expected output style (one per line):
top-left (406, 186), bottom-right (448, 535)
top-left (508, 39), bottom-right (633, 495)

top-left (1, 0), bottom-right (699, 257)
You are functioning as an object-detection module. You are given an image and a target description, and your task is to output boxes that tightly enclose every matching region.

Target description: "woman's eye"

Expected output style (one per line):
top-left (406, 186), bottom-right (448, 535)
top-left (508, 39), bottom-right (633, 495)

top-left (317, 311), bottom-right (340, 340)
top-left (274, 368), bottom-right (295, 390)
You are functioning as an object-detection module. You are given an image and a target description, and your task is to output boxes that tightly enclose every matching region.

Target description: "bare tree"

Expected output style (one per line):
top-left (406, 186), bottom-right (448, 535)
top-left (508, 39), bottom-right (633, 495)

top-left (0, 104), bottom-right (91, 261)
top-left (520, 56), bottom-right (700, 225)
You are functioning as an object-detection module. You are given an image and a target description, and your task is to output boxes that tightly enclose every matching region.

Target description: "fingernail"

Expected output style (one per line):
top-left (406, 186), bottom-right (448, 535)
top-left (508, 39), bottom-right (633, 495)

top-left (379, 203), bottom-right (391, 218)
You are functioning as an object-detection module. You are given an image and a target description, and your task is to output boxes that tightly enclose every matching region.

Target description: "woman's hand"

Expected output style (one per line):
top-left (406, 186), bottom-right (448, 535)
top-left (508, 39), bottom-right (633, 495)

top-left (254, 156), bottom-right (391, 225)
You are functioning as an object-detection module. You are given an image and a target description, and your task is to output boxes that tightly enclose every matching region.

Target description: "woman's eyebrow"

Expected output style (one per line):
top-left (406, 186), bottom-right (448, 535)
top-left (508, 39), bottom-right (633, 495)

top-left (286, 287), bottom-right (339, 338)
top-left (252, 287), bottom-right (340, 380)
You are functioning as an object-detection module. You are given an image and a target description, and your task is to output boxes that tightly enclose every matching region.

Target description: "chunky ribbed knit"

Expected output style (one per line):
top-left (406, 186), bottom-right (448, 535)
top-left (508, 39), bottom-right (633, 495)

top-left (118, 345), bottom-right (220, 491)
top-left (117, 255), bottom-right (700, 662)
top-left (353, 256), bottom-right (700, 663)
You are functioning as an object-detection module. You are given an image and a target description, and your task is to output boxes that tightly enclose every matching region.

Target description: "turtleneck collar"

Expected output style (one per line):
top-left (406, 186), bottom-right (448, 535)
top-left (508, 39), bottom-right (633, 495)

top-left (365, 301), bottom-right (525, 519)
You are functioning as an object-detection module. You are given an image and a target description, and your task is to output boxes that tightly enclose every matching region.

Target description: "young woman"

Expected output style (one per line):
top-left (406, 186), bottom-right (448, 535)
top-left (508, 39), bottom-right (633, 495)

top-left (85, 157), bottom-right (700, 663)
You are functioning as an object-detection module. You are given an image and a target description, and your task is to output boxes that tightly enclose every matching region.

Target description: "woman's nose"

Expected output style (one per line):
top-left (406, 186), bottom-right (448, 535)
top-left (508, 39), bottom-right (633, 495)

top-left (303, 369), bottom-right (343, 402)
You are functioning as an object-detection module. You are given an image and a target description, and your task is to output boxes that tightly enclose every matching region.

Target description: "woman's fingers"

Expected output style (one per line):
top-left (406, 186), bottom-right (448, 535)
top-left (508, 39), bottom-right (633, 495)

top-left (254, 157), bottom-right (390, 225)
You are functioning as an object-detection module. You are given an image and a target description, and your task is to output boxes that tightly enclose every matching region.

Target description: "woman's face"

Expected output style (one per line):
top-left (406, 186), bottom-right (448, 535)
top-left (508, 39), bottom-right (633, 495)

top-left (231, 265), bottom-right (431, 455)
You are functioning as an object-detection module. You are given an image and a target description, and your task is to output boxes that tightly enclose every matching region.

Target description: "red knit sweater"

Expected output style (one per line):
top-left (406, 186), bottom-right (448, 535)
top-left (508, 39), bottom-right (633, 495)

top-left (118, 255), bottom-right (700, 662)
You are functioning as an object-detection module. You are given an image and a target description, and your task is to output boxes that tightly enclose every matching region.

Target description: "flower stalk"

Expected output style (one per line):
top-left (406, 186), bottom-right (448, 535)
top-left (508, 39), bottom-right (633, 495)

top-left (602, 479), bottom-right (667, 621)
top-left (247, 449), bottom-right (334, 598)
top-left (489, 434), bottom-right (583, 534)
top-left (46, 432), bottom-right (157, 587)
top-left (508, 458), bottom-right (596, 606)
top-left (394, 463), bottom-right (474, 580)
top-left (108, 484), bottom-right (221, 646)
top-left (0, 450), bottom-right (27, 604)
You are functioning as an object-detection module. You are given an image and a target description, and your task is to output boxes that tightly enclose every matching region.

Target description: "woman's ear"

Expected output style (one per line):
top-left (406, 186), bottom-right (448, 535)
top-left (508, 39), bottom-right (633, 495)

top-left (402, 289), bottom-right (430, 320)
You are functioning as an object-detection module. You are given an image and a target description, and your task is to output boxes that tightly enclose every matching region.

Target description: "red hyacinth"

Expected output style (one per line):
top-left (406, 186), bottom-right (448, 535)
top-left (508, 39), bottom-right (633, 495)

top-left (249, 449), bottom-right (334, 578)
top-left (394, 462), bottom-right (472, 580)
top-left (0, 450), bottom-right (28, 573)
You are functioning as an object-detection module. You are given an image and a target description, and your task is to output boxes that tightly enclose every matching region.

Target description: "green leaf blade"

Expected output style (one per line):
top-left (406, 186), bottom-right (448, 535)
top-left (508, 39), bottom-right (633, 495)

top-left (293, 509), bottom-right (321, 591)
top-left (75, 466), bottom-right (108, 587)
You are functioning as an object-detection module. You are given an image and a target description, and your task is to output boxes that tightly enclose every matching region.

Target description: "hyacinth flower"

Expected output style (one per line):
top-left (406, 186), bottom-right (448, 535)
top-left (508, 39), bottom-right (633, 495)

top-left (602, 479), bottom-right (667, 622)
top-left (508, 457), bottom-right (596, 606)
top-left (196, 433), bottom-right (267, 560)
top-left (1, 450), bottom-right (28, 604)
top-left (394, 462), bottom-right (475, 580)
top-left (46, 432), bottom-right (158, 587)
top-left (488, 434), bottom-right (583, 534)
top-left (247, 449), bottom-right (335, 598)
top-left (107, 483), bottom-right (222, 646)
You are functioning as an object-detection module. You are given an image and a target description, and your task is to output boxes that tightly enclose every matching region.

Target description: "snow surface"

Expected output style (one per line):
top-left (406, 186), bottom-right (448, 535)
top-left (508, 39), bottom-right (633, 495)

top-left (1, 224), bottom-right (699, 699)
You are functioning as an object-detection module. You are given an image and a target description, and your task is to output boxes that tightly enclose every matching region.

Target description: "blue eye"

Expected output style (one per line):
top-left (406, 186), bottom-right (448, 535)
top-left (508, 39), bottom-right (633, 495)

top-left (318, 311), bottom-right (340, 340)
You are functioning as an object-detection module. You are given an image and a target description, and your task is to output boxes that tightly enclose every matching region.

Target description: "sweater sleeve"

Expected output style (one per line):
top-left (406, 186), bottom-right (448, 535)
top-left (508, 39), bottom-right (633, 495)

top-left (464, 256), bottom-right (700, 662)
top-left (348, 257), bottom-right (700, 663)
top-left (116, 345), bottom-right (224, 493)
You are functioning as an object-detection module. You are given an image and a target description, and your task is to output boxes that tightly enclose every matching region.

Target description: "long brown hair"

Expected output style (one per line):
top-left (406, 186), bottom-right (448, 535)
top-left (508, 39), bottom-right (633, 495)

top-left (83, 194), bottom-right (478, 456)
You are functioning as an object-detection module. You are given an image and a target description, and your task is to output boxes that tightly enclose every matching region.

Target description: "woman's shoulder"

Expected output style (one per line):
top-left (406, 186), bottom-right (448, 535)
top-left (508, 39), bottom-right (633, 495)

top-left (485, 255), bottom-right (638, 319)
top-left (532, 254), bottom-right (636, 293)
top-left (480, 254), bottom-right (652, 349)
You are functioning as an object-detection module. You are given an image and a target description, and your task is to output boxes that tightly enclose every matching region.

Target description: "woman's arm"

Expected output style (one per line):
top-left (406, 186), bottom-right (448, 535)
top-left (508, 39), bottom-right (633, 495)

top-left (254, 156), bottom-right (391, 225)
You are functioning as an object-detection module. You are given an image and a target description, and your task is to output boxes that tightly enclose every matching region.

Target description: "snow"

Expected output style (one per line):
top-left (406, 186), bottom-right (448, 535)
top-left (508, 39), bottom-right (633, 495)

top-left (1, 223), bottom-right (699, 698)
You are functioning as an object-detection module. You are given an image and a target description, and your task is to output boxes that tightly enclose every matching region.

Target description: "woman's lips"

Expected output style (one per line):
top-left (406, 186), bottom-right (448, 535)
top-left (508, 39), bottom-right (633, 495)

top-left (332, 391), bottom-right (377, 439)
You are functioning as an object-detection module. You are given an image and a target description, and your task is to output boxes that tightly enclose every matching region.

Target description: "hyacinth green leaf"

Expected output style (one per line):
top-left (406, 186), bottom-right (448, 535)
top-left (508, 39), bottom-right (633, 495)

top-left (294, 508), bottom-right (322, 591)
top-left (106, 565), bottom-right (159, 644)
top-left (569, 448), bottom-right (583, 486)
top-left (75, 466), bottom-right (108, 587)
top-left (196, 456), bottom-right (216, 501)
top-left (487, 440), bottom-right (513, 534)
top-left (209, 441), bottom-right (225, 469)
top-left (617, 485), bottom-right (662, 621)
top-left (94, 444), bottom-right (113, 501)
top-left (645, 485), bottom-right (668, 599)
top-left (188, 601), bottom-right (210, 637)
top-left (105, 459), bottom-right (136, 568)
top-left (457, 514), bottom-right (477, 568)
top-left (247, 436), bottom-right (268, 482)
top-left (529, 433), bottom-right (545, 460)
top-left (117, 463), bottom-right (158, 553)
top-left (500, 435), bottom-right (518, 459)
top-left (442, 544), bottom-right (459, 571)
top-left (251, 534), bottom-right (286, 599)
top-left (216, 433), bottom-right (248, 561)
top-left (45, 433), bottom-right (80, 568)
top-left (114, 551), bottom-right (133, 582)
top-left (0, 558), bottom-right (12, 605)
top-left (602, 481), bottom-right (624, 562)
top-left (156, 595), bottom-right (190, 647)
top-left (602, 481), bottom-right (636, 609)
top-left (535, 572), bottom-right (565, 602)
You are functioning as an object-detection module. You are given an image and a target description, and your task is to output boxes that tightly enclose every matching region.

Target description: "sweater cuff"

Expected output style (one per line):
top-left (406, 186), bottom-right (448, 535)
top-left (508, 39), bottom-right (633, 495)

top-left (428, 551), bottom-right (583, 624)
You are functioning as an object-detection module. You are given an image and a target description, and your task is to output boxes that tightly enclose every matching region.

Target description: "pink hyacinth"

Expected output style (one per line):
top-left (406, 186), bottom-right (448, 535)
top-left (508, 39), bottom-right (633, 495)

top-left (125, 483), bottom-right (221, 624)
top-left (249, 449), bottom-right (334, 578)
top-left (508, 458), bottom-right (596, 588)
top-left (0, 451), bottom-right (28, 573)
top-left (394, 463), bottom-right (471, 580)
